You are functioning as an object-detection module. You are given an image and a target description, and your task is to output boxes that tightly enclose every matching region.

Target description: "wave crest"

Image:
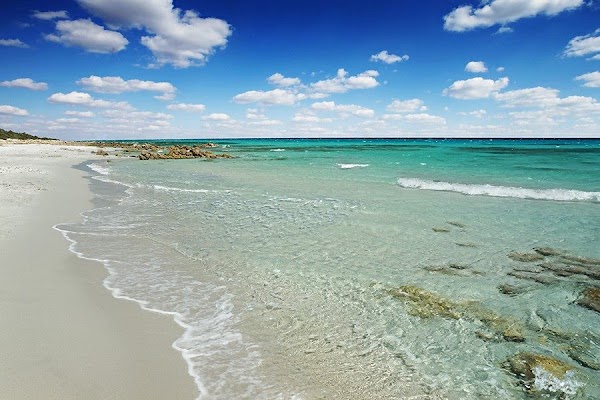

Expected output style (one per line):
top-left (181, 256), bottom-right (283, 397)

top-left (397, 177), bottom-right (600, 202)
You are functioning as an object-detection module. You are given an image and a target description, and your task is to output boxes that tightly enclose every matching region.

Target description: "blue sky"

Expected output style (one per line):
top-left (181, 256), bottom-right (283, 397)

top-left (0, 0), bottom-right (599, 139)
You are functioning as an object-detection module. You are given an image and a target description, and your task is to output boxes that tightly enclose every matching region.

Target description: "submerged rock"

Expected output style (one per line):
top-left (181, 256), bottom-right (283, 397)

top-left (446, 221), bottom-right (466, 228)
top-left (455, 242), bottom-right (478, 248)
top-left (386, 285), bottom-right (525, 341)
top-left (498, 283), bottom-right (528, 296)
top-left (386, 285), bottom-right (461, 319)
top-left (534, 247), bottom-right (563, 257)
top-left (507, 252), bottom-right (545, 262)
top-left (432, 227), bottom-right (451, 233)
top-left (578, 287), bottom-right (600, 313)
top-left (138, 145), bottom-right (234, 160)
top-left (503, 352), bottom-right (580, 396)
top-left (507, 271), bottom-right (558, 285)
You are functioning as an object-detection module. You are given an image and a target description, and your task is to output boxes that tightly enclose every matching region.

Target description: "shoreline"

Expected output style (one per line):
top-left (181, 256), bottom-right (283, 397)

top-left (0, 143), bottom-right (197, 399)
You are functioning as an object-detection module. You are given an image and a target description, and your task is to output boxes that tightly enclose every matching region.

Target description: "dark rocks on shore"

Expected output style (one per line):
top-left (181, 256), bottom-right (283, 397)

top-left (138, 145), bottom-right (234, 160)
top-left (95, 149), bottom-right (109, 156)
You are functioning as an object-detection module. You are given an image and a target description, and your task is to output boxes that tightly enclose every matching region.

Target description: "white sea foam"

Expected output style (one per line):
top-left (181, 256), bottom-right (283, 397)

top-left (153, 185), bottom-right (211, 193)
top-left (337, 163), bottom-right (369, 169)
top-left (397, 177), bottom-right (600, 202)
top-left (532, 367), bottom-right (582, 398)
top-left (87, 163), bottom-right (111, 175)
top-left (270, 149), bottom-right (286, 152)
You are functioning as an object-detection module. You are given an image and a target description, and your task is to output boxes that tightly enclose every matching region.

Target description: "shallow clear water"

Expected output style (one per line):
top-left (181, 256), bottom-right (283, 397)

top-left (59, 139), bottom-right (600, 399)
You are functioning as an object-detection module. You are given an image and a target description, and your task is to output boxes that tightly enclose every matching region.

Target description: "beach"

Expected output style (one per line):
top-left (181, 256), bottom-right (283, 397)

top-left (0, 142), bottom-right (196, 399)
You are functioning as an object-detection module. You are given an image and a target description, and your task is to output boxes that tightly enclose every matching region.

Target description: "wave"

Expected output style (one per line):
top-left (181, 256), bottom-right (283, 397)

top-left (270, 148), bottom-right (285, 152)
top-left (397, 177), bottom-right (600, 202)
top-left (337, 163), bottom-right (369, 169)
top-left (87, 163), bottom-right (111, 175)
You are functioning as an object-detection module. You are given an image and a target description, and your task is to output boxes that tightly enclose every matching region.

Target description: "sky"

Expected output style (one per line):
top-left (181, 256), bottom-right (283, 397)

top-left (0, 0), bottom-right (599, 139)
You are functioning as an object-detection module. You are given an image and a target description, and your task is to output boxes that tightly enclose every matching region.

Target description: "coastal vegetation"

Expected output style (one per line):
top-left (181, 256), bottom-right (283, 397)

top-left (0, 128), bottom-right (55, 141)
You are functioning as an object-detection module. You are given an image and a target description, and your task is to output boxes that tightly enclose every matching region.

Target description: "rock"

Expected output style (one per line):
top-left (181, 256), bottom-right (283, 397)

top-left (503, 352), bottom-right (578, 394)
top-left (386, 285), bottom-right (461, 319)
top-left (455, 242), bottom-right (477, 248)
top-left (534, 247), bottom-right (563, 256)
top-left (446, 221), bottom-right (466, 228)
top-left (560, 254), bottom-right (600, 267)
top-left (507, 271), bottom-right (558, 285)
top-left (498, 283), bottom-right (528, 296)
top-left (432, 227), bottom-right (450, 233)
top-left (577, 287), bottom-right (600, 313)
top-left (95, 149), bottom-right (109, 156)
top-left (503, 327), bottom-right (526, 342)
top-left (507, 252), bottom-right (545, 262)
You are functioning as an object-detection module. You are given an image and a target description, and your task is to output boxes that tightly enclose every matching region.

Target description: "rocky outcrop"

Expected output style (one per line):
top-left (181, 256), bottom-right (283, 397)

top-left (503, 352), bottom-right (579, 395)
top-left (138, 145), bottom-right (234, 160)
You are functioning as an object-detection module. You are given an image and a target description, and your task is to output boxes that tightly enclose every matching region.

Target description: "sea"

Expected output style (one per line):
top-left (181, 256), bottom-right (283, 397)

top-left (56, 139), bottom-right (600, 399)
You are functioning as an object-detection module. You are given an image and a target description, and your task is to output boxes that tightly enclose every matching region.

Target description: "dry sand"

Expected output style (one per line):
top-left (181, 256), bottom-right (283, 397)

top-left (0, 142), bottom-right (197, 399)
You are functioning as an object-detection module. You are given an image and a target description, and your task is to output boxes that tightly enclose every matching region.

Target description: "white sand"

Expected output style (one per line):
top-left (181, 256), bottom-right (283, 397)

top-left (0, 142), bottom-right (197, 399)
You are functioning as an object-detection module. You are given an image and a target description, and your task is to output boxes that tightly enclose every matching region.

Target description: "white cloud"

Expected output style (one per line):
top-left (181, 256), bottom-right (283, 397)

top-left (495, 86), bottom-right (600, 114)
top-left (497, 67), bottom-right (505, 72)
top-left (46, 19), bottom-right (128, 54)
top-left (465, 61), bottom-right (488, 73)
top-left (404, 113), bottom-right (446, 124)
top-left (564, 29), bottom-right (600, 59)
top-left (32, 10), bottom-right (69, 20)
top-left (48, 91), bottom-right (132, 110)
top-left (292, 110), bottom-right (333, 123)
top-left (311, 101), bottom-right (375, 118)
top-left (443, 77), bottom-right (509, 99)
top-left (458, 109), bottom-right (487, 118)
top-left (55, 118), bottom-right (81, 124)
top-left (103, 109), bottom-right (172, 121)
top-left (310, 69), bottom-right (380, 93)
top-left (496, 26), bottom-right (513, 34)
top-left (0, 39), bottom-right (28, 48)
top-left (233, 88), bottom-right (306, 105)
top-left (0, 78), bottom-right (48, 91)
top-left (444, 0), bottom-right (583, 32)
top-left (167, 103), bottom-right (206, 112)
top-left (386, 99), bottom-right (427, 113)
top-left (370, 50), bottom-right (409, 64)
top-left (576, 71), bottom-right (600, 88)
top-left (65, 110), bottom-right (95, 118)
top-left (202, 113), bottom-right (232, 121)
top-left (245, 109), bottom-right (266, 120)
top-left (0, 105), bottom-right (29, 116)
top-left (77, 0), bottom-right (232, 68)
top-left (268, 73), bottom-right (301, 87)
top-left (77, 76), bottom-right (176, 100)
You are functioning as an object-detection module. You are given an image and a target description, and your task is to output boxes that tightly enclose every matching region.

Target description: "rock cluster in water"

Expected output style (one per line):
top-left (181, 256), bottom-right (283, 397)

top-left (137, 145), bottom-right (234, 160)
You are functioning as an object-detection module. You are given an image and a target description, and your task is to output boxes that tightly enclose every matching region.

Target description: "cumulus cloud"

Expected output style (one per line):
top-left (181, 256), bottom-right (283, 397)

top-left (575, 71), bottom-right (600, 88)
top-left (202, 113), bottom-right (232, 121)
top-left (564, 29), bottom-right (600, 59)
top-left (0, 39), bottom-right (28, 48)
top-left (311, 101), bottom-right (375, 118)
top-left (444, 0), bottom-right (583, 32)
top-left (77, 75), bottom-right (176, 100)
top-left (233, 88), bottom-right (306, 106)
top-left (465, 61), bottom-right (488, 73)
top-left (65, 110), bottom-right (95, 118)
top-left (292, 110), bottom-right (333, 123)
top-left (495, 87), bottom-right (600, 116)
top-left (496, 26), bottom-right (513, 34)
top-left (0, 78), bottom-right (48, 91)
top-left (268, 73), bottom-right (301, 87)
top-left (370, 50), bottom-right (409, 64)
top-left (0, 105), bottom-right (29, 116)
top-left (32, 10), bottom-right (69, 20)
top-left (386, 99), bottom-right (427, 113)
top-left (459, 109), bottom-right (487, 118)
top-left (77, 0), bottom-right (232, 68)
top-left (46, 19), bottom-right (128, 53)
top-left (48, 91), bottom-right (132, 110)
top-left (404, 113), bottom-right (446, 124)
top-left (310, 69), bottom-right (380, 93)
top-left (443, 77), bottom-right (509, 99)
top-left (167, 103), bottom-right (206, 112)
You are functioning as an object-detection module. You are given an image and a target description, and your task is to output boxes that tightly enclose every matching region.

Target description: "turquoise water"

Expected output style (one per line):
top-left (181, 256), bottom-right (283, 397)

top-left (59, 139), bottom-right (599, 399)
